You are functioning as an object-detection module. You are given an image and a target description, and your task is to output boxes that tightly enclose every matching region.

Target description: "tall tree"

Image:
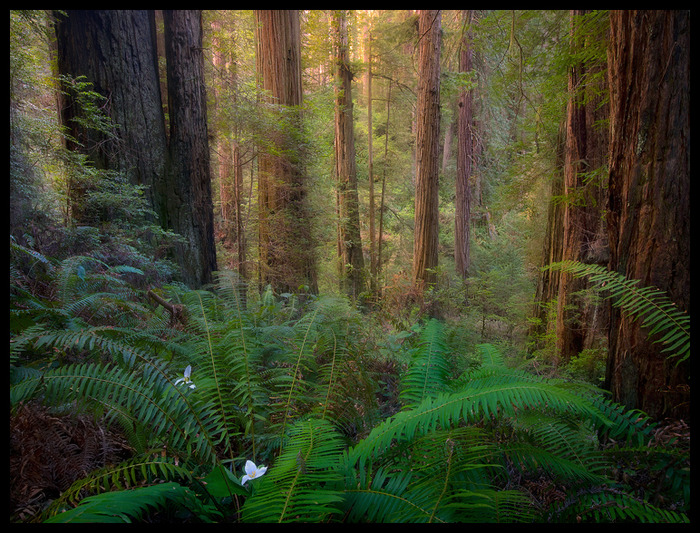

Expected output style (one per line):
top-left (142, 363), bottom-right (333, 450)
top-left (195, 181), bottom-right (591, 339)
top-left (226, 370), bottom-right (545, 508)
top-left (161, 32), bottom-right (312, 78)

top-left (54, 9), bottom-right (216, 288)
top-left (412, 10), bottom-right (442, 288)
top-left (605, 10), bottom-right (690, 419)
top-left (210, 14), bottom-right (247, 283)
top-left (162, 10), bottom-right (217, 288)
top-left (53, 10), bottom-right (168, 224)
top-left (332, 10), bottom-right (365, 299)
top-left (254, 10), bottom-right (317, 294)
top-left (454, 9), bottom-right (474, 280)
top-left (365, 18), bottom-right (378, 294)
top-left (555, 10), bottom-right (610, 362)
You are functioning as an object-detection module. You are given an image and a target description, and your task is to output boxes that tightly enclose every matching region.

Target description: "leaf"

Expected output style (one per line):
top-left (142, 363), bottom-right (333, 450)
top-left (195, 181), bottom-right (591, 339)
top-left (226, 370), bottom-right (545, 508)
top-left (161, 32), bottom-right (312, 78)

top-left (202, 465), bottom-right (249, 499)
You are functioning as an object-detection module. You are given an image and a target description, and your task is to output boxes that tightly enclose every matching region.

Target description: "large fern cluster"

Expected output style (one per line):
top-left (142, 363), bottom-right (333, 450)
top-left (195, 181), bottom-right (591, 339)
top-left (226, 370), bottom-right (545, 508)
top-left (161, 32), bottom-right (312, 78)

top-left (10, 250), bottom-right (689, 523)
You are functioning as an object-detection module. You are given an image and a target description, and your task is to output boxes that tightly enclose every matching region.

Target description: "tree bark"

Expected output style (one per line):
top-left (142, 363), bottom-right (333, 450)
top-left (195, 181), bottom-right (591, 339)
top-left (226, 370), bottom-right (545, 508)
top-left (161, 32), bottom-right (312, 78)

top-left (162, 10), bottom-right (217, 288)
top-left (412, 10), bottom-right (442, 288)
top-left (333, 10), bottom-right (365, 300)
top-left (366, 23), bottom-right (377, 295)
top-left (255, 10), bottom-right (317, 295)
top-left (211, 15), bottom-right (247, 285)
top-left (454, 10), bottom-right (474, 280)
top-left (555, 10), bottom-right (610, 362)
top-left (605, 10), bottom-right (690, 420)
top-left (54, 10), bottom-right (168, 224)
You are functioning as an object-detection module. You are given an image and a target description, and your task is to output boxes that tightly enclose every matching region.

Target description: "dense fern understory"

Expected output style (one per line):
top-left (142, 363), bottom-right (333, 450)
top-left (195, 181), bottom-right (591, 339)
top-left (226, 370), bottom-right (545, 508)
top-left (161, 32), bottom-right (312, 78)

top-left (10, 242), bottom-right (690, 523)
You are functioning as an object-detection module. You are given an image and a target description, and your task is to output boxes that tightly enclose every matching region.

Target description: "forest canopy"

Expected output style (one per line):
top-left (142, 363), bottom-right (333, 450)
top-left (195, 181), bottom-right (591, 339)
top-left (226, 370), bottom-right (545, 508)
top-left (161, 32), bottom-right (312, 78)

top-left (10, 10), bottom-right (689, 523)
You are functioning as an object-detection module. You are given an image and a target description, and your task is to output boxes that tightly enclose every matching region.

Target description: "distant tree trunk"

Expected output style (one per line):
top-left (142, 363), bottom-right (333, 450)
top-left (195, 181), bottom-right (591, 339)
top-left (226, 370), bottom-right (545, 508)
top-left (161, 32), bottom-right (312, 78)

top-left (366, 24), bottom-right (377, 295)
top-left (454, 9), bottom-right (474, 280)
top-left (555, 10), bottom-right (610, 362)
top-left (255, 10), bottom-right (317, 295)
top-left (211, 16), bottom-right (247, 285)
top-left (333, 10), bottom-right (365, 300)
top-left (412, 10), bottom-right (442, 288)
top-left (605, 10), bottom-right (690, 420)
top-left (378, 79), bottom-right (392, 292)
top-left (53, 10), bottom-right (168, 224)
top-left (162, 10), bottom-right (217, 288)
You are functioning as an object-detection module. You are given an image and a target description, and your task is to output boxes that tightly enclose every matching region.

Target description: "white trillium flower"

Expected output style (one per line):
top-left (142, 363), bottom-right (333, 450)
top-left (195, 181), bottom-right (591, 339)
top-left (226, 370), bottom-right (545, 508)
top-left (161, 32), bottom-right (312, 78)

top-left (174, 365), bottom-right (196, 389)
top-left (241, 460), bottom-right (267, 485)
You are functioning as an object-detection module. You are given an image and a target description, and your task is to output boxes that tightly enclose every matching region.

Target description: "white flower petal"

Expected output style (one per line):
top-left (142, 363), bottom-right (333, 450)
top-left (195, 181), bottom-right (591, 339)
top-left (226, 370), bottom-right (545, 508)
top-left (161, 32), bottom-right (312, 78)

top-left (245, 460), bottom-right (257, 475)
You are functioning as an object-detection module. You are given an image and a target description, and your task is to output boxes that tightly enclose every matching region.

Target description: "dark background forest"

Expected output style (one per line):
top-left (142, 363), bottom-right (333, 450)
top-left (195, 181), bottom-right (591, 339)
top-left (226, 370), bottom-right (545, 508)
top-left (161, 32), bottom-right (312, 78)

top-left (10, 10), bottom-right (690, 523)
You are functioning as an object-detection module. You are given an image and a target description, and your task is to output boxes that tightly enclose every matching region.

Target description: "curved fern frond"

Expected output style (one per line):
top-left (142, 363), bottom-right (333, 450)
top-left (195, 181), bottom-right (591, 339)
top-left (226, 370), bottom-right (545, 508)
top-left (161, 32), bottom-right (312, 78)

top-left (548, 488), bottom-right (689, 523)
top-left (400, 319), bottom-right (452, 407)
top-left (240, 418), bottom-right (345, 523)
top-left (44, 482), bottom-right (218, 523)
top-left (546, 261), bottom-right (690, 364)
top-left (39, 456), bottom-right (196, 520)
top-left (342, 427), bottom-right (532, 523)
top-left (349, 376), bottom-right (610, 468)
top-left (10, 361), bottom-right (224, 465)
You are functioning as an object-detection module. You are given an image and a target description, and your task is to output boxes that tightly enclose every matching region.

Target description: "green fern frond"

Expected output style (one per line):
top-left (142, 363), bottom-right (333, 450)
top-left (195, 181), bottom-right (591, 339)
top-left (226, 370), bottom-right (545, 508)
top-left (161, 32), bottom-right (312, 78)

top-left (546, 261), bottom-right (690, 364)
top-left (39, 456), bottom-right (196, 520)
top-left (10, 361), bottom-right (224, 465)
top-left (476, 343), bottom-right (505, 367)
top-left (548, 488), bottom-right (688, 523)
top-left (400, 319), bottom-right (452, 407)
top-left (240, 418), bottom-right (345, 523)
top-left (349, 375), bottom-right (610, 468)
top-left (343, 427), bottom-right (532, 523)
top-left (44, 481), bottom-right (218, 523)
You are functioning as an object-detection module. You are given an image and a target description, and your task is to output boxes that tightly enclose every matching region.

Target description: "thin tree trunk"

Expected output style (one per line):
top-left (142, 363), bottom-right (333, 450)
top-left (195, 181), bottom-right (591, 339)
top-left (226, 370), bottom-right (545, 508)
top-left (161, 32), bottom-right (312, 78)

top-left (412, 10), bottom-right (442, 288)
top-left (378, 79), bottom-right (392, 293)
top-left (366, 25), bottom-right (377, 295)
top-left (333, 10), bottom-right (365, 300)
top-left (454, 9), bottom-right (474, 280)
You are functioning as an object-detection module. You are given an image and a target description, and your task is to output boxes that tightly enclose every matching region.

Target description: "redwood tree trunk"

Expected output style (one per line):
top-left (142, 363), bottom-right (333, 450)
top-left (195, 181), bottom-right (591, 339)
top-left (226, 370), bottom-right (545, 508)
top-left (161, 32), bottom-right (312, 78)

top-left (333, 10), bottom-right (365, 299)
top-left (255, 10), bottom-right (317, 295)
top-left (412, 10), bottom-right (442, 288)
top-left (605, 10), bottom-right (690, 420)
top-left (54, 10), bottom-right (168, 224)
top-left (555, 10), bottom-right (610, 362)
top-left (454, 10), bottom-right (474, 280)
top-left (162, 9), bottom-right (217, 287)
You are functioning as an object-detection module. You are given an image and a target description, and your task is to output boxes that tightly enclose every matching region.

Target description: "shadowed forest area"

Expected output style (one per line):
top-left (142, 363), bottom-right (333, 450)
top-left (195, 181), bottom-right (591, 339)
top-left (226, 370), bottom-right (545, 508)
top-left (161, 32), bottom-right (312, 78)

top-left (10, 10), bottom-right (690, 523)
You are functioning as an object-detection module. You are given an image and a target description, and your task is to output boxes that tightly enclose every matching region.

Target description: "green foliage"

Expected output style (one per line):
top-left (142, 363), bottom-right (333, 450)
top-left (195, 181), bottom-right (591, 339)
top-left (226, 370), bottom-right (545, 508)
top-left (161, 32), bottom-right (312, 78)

top-left (240, 418), bottom-right (345, 522)
top-left (547, 261), bottom-right (690, 364)
top-left (399, 318), bottom-right (452, 406)
top-left (45, 482), bottom-right (217, 523)
top-left (11, 266), bottom-right (688, 522)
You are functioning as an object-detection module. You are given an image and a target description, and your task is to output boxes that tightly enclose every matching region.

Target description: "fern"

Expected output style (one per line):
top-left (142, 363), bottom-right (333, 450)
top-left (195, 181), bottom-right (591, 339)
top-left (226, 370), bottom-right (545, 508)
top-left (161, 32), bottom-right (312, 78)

top-left (349, 377), bottom-right (610, 468)
top-left (240, 418), bottom-right (345, 522)
top-left (548, 488), bottom-right (689, 523)
top-left (44, 482), bottom-right (218, 523)
top-left (546, 261), bottom-right (690, 364)
top-left (399, 319), bottom-right (452, 407)
top-left (342, 426), bottom-right (533, 522)
top-left (37, 456), bottom-right (196, 520)
top-left (11, 356), bottom-right (225, 465)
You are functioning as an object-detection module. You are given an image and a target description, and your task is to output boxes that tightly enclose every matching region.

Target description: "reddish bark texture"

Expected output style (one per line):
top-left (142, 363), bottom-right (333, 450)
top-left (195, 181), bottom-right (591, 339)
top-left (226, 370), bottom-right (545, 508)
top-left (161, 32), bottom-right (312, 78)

top-left (555, 10), bottom-right (610, 361)
top-left (255, 10), bottom-right (317, 294)
top-left (605, 10), bottom-right (690, 419)
top-left (412, 10), bottom-right (442, 288)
